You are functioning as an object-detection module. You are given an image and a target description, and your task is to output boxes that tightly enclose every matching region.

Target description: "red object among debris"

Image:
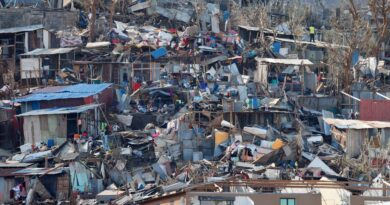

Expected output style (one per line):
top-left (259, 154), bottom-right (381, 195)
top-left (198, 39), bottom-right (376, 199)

top-left (360, 100), bottom-right (390, 121)
top-left (133, 82), bottom-right (142, 91)
top-left (168, 28), bottom-right (177, 34)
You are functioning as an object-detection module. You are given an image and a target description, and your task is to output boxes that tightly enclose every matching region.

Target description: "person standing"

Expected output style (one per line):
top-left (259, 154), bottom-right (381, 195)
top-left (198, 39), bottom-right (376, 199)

top-left (309, 25), bottom-right (315, 42)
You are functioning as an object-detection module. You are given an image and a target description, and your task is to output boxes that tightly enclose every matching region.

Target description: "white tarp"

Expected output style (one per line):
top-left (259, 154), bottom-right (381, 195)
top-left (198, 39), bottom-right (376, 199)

top-left (243, 127), bottom-right (267, 139)
top-left (256, 57), bottom-right (313, 65)
top-left (254, 63), bottom-right (268, 85)
top-left (115, 114), bottom-right (133, 126)
top-left (308, 156), bottom-right (338, 176)
top-left (21, 58), bottom-right (41, 79)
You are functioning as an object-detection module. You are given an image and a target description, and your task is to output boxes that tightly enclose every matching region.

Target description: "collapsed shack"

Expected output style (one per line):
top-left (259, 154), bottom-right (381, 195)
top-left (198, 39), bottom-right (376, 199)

top-left (0, 0), bottom-right (389, 204)
top-left (104, 131), bottom-right (157, 168)
top-left (118, 84), bottom-right (187, 129)
top-left (0, 24), bottom-right (45, 88)
top-left (12, 167), bottom-right (69, 203)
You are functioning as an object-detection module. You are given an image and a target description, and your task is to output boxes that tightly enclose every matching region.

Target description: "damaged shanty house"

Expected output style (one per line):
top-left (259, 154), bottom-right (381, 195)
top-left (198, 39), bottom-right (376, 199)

top-left (17, 103), bottom-right (101, 146)
top-left (324, 118), bottom-right (390, 178)
top-left (13, 83), bottom-right (113, 146)
top-left (254, 58), bottom-right (318, 95)
top-left (0, 24), bottom-right (45, 88)
top-left (19, 47), bottom-right (77, 86)
top-left (0, 0), bottom-right (389, 204)
top-left (15, 83), bottom-right (113, 113)
top-left (0, 162), bottom-right (34, 203)
top-left (10, 167), bottom-right (70, 203)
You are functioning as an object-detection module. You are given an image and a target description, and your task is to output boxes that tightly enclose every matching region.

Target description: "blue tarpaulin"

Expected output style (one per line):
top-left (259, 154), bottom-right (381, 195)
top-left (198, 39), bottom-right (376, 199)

top-left (15, 83), bottom-right (112, 102)
top-left (272, 41), bottom-right (281, 53)
top-left (151, 47), bottom-right (167, 59)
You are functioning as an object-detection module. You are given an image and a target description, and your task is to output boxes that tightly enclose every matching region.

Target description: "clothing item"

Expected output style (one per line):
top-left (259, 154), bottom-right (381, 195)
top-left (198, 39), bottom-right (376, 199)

top-left (309, 26), bottom-right (315, 34)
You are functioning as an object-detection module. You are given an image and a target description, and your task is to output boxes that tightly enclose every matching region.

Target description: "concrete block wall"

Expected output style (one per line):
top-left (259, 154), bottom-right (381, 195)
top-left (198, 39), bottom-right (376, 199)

top-left (0, 8), bottom-right (78, 31)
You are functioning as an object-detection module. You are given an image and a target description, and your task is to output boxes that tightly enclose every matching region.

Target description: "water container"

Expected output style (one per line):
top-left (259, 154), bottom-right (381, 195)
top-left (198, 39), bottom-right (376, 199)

top-left (272, 41), bottom-right (281, 53)
top-left (252, 98), bottom-right (260, 109)
top-left (47, 139), bottom-right (54, 148)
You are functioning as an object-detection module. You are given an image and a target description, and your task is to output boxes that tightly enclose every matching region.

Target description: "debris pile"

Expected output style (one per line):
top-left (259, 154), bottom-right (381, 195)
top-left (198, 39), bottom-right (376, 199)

top-left (0, 0), bottom-right (390, 204)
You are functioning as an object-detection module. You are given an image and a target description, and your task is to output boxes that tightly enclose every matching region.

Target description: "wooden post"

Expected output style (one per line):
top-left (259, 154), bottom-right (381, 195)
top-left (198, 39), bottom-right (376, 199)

top-left (58, 54), bottom-right (61, 73)
top-left (44, 156), bottom-right (48, 168)
top-left (109, 0), bottom-right (115, 30)
top-left (89, 0), bottom-right (97, 42)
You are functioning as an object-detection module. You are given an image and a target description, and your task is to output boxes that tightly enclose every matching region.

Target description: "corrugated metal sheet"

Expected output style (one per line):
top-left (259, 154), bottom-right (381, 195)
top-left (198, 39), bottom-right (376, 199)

top-left (15, 83), bottom-right (112, 102)
top-left (296, 96), bottom-right (338, 111)
top-left (0, 163), bottom-right (33, 168)
top-left (272, 37), bottom-right (349, 49)
top-left (256, 57), bottom-right (313, 65)
top-left (32, 86), bottom-right (67, 94)
top-left (324, 118), bottom-right (390, 129)
top-left (0, 108), bottom-right (14, 122)
top-left (20, 47), bottom-right (77, 56)
top-left (12, 167), bottom-right (66, 176)
top-left (0, 24), bottom-right (43, 34)
top-left (17, 104), bottom-right (100, 117)
top-left (39, 98), bottom-right (86, 110)
top-left (347, 129), bottom-right (367, 158)
top-left (360, 100), bottom-right (390, 121)
top-left (0, 177), bottom-right (14, 203)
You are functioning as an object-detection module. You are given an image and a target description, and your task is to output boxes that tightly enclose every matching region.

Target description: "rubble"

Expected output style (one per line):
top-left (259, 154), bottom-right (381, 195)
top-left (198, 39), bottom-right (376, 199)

top-left (0, 0), bottom-right (390, 204)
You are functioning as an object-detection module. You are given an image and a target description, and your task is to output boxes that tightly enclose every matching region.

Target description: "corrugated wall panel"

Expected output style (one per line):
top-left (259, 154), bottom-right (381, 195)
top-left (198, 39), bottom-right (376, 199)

top-left (360, 100), bottom-right (390, 121)
top-left (347, 129), bottom-right (367, 158)
top-left (40, 98), bottom-right (86, 109)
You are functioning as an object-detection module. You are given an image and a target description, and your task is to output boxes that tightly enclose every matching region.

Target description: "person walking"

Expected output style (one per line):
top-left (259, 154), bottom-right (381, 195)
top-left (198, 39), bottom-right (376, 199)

top-left (309, 25), bottom-right (315, 42)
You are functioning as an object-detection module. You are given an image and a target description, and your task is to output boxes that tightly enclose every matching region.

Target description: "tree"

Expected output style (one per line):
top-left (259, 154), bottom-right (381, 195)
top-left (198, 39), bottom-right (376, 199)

top-left (325, 0), bottom-right (389, 93)
top-left (366, 0), bottom-right (389, 58)
top-left (326, 0), bottom-right (372, 92)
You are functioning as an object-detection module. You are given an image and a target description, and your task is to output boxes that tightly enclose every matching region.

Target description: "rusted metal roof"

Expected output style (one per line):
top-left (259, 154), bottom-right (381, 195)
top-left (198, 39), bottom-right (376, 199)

top-left (323, 118), bottom-right (390, 129)
top-left (360, 100), bottom-right (390, 122)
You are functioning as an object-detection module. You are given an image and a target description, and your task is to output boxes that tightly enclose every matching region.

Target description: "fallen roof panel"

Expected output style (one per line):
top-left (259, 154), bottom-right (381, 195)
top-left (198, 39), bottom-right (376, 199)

top-left (271, 37), bottom-right (349, 49)
top-left (20, 47), bottom-right (77, 56)
top-left (0, 24), bottom-right (43, 34)
top-left (12, 167), bottom-right (65, 176)
top-left (255, 57), bottom-right (313, 65)
top-left (0, 162), bottom-right (34, 168)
